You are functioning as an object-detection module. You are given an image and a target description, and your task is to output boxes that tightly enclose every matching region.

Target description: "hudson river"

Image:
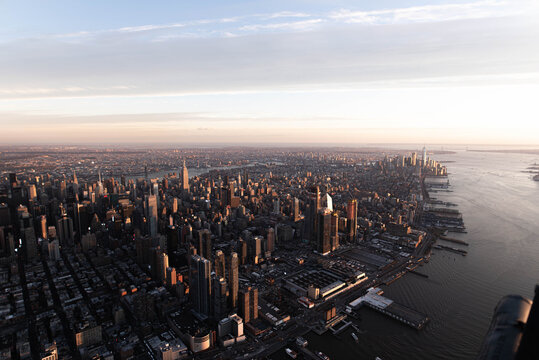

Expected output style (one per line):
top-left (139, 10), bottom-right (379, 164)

top-left (277, 150), bottom-right (539, 360)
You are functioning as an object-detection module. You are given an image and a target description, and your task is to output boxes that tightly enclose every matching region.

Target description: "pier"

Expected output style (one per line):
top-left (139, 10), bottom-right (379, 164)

top-left (348, 288), bottom-right (430, 330)
top-left (433, 244), bottom-right (467, 256)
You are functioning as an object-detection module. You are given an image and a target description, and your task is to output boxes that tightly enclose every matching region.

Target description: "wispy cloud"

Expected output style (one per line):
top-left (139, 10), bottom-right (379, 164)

top-left (6, 1), bottom-right (532, 43)
top-left (0, 0), bottom-right (538, 102)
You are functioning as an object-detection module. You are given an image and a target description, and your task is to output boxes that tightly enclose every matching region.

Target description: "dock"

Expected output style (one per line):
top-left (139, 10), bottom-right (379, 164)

top-left (348, 288), bottom-right (429, 330)
top-left (439, 235), bottom-right (469, 246)
top-left (433, 244), bottom-right (467, 256)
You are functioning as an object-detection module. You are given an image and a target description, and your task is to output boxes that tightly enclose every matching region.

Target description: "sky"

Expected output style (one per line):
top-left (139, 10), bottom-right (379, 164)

top-left (1, 0), bottom-right (539, 146)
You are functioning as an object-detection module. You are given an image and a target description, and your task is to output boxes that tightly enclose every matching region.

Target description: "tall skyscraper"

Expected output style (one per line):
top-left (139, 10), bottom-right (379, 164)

top-left (266, 228), bottom-right (275, 254)
top-left (38, 215), bottom-right (47, 239)
top-left (198, 229), bottom-right (212, 260)
top-left (182, 160), bottom-right (189, 192)
top-left (293, 197), bottom-right (300, 222)
top-left (238, 240), bottom-right (247, 265)
top-left (249, 236), bottom-right (263, 264)
top-left (330, 212), bottom-right (339, 251)
top-left (166, 267), bottom-right (177, 287)
top-left (145, 194), bottom-right (158, 237)
top-left (214, 250), bottom-right (226, 279)
top-left (346, 199), bottom-right (358, 243)
top-left (317, 208), bottom-right (332, 255)
top-left (422, 146), bottom-right (427, 167)
top-left (48, 239), bottom-right (60, 261)
top-left (27, 185), bottom-right (37, 203)
top-left (229, 252), bottom-right (239, 309)
top-left (321, 193), bottom-right (333, 211)
top-left (306, 186), bottom-right (321, 244)
top-left (212, 276), bottom-right (228, 320)
top-left (157, 251), bottom-right (169, 283)
top-left (239, 286), bottom-right (258, 324)
top-left (189, 255), bottom-right (212, 317)
top-left (23, 227), bottom-right (37, 261)
top-left (57, 215), bottom-right (74, 246)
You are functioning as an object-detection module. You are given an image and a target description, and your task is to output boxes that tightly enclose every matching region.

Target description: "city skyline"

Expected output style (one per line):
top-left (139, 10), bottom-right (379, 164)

top-left (2, 0), bottom-right (539, 145)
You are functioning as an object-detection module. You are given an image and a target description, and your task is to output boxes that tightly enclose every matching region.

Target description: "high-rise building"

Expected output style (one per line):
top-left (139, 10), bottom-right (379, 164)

top-left (306, 186), bottom-right (321, 244)
top-left (212, 276), bottom-right (228, 320)
top-left (23, 227), bottom-right (37, 261)
top-left (238, 240), bottom-right (247, 265)
top-left (166, 225), bottom-right (179, 253)
top-left (214, 250), bottom-right (226, 279)
top-left (331, 212), bottom-right (339, 251)
top-left (189, 255), bottom-right (212, 317)
top-left (229, 252), bottom-right (239, 309)
top-left (48, 239), bottom-right (60, 261)
top-left (293, 197), bottom-right (300, 222)
top-left (166, 267), bottom-right (177, 287)
top-left (38, 215), bottom-right (48, 239)
top-left (321, 193), bottom-right (333, 211)
top-left (346, 199), bottom-right (358, 243)
top-left (249, 236), bottom-right (263, 264)
top-left (266, 228), bottom-right (275, 254)
top-left (157, 251), bottom-right (169, 283)
top-left (239, 287), bottom-right (258, 324)
top-left (27, 185), bottom-right (37, 203)
top-left (57, 215), bottom-right (74, 246)
top-left (422, 146), bottom-right (427, 167)
top-left (145, 195), bottom-right (158, 237)
top-left (316, 208), bottom-right (332, 255)
top-left (182, 160), bottom-right (189, 192)
top-left (198, 229), bottom-right (212, 260)
top-left (272, 198), bottom-right (280, 214)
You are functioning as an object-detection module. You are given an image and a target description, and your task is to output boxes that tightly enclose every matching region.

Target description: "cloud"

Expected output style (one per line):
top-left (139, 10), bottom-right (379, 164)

top-left (329, 1), bottom-right (521, 24)
top-left (0, 1), bottom-right (537, 103)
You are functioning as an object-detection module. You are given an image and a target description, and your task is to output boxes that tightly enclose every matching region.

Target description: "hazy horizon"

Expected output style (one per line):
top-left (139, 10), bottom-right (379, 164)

top-left (2, 0), bottom-right (539, 144)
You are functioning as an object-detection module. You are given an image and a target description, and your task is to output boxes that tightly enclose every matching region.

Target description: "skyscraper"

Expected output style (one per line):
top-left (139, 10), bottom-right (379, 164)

top-left (293, 197), bottom-right (300, 222)
top-left (214, 250), bottom-right (226, 279)
top-left (306, 186), bottom-right (321, 244)
top-left (23, 227), bottom-right (37, 261)
top-left (57, 215), bottom-right (74, 246)
top-left (239, 286), bottom-right (258, 324)
top-left (157, 251), bottom-right (169, 283)
top-left (317, 208), bottom-right (332, 255)
top-left (145, 194), bottom-right (158, 237)
top-left (38, 215), bottom-right (47, 239)
top-left (166, 267), bottom-right (177, 287)
top-left (212, 276), bottom-right (228, 320)
top-left (229, 252), bottom-right (239, 309)
top-left (198, 229), bottom-right (212, 260)
top-left (182, 160), bottom-right (189, 192)
top-left (266, 228), bottom-right (275, 254)
top-left (238, 239), bottom-right (247, 265)
top-left (346, 199), bottom-right (358, 243)
top-left (331, 212), bottom-right (339, 251)
top-left (189, 255), bottom-right (212, 317)
top-left (321, 193), bottom-right (333, 211)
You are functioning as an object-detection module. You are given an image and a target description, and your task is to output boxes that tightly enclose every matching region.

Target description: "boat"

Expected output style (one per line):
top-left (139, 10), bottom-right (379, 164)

top-left (286, 348), bottom-right (298, 359)
top-left (351, 332), bottom-right (359, 342)
top-left (317, 351), bottom-right (330, 360)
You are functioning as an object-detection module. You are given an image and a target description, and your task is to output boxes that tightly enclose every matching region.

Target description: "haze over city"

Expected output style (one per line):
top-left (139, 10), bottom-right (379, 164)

top-left (2, 0), bottom-right (539, 145)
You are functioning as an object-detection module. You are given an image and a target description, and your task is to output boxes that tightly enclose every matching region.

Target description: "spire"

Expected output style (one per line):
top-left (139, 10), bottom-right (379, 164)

top-left (73, 170), bottom-right (78, 184)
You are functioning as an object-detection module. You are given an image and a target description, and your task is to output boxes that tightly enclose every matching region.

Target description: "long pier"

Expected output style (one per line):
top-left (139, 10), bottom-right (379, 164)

top-left (348, 288), bottom-right (429, 330)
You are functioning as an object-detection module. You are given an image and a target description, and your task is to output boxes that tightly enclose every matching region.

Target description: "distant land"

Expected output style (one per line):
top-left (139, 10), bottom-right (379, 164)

top-left (469, 149), bottom-right (539, 155)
